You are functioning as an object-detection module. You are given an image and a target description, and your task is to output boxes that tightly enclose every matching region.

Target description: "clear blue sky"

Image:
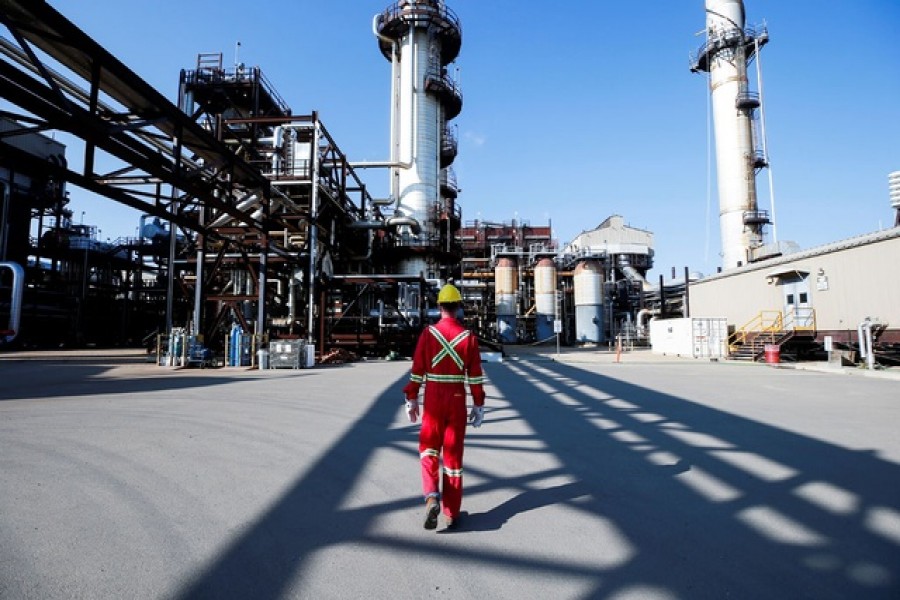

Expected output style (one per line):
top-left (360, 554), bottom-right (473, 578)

top-left (36, 1), bottom-right (900, 279)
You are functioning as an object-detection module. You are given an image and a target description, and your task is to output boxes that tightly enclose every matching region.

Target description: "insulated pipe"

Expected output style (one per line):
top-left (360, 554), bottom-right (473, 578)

top-left (0, 183), bottom-right (8, 261)
top-left (209, 194), bottom-right (260, 227)
top-left (257, 233), bottom-right (268, 340)
top-left (617, 254), bottom-right (655, 291)
top-left (0, 261), bottom-right (24, 343)
top-left (636, 308), bottom-right (658, 338)
top-left (272, 126), bottom-right (284, 173)
top-left (307, 119), bottom-right (320, 344)
top-left (193, 234), bottom-right (204, 336)
top-left (858, 318), bottom-right (877, 370)
top-left (361, 14), bottom-right (412, 190)
top-left (347, 216), bottom-right (422, 234)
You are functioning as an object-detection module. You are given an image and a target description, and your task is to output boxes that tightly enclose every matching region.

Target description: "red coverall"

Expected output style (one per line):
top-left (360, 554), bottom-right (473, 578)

top-left (403, 315), bottom-right (485, 520)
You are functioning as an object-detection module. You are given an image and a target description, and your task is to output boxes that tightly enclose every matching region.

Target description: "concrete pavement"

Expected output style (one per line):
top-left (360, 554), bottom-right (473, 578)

top-left (1, 348), bottom-right (898, 599)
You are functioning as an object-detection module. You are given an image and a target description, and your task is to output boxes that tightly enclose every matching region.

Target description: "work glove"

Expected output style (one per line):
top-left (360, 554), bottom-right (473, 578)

top-left (468, 405), bottom-right (485, 428)
top-left (405, 398), bottom-right (419, 424)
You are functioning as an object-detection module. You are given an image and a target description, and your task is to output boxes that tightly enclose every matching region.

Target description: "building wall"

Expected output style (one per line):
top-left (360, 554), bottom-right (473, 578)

top-left (565, 215), bottom-right (653, 253)
top-left (689, 230), bottom-right (900, 340)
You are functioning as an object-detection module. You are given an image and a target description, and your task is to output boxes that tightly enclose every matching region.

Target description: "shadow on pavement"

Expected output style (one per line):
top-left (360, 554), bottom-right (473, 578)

top-left (169, 356), bottom-right (899, 599)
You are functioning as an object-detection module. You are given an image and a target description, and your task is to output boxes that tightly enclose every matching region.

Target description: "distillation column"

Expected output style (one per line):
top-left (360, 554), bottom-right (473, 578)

top-left (375, 1), bottom-right (463, 277)
top-left (691, 0), bottom-right (770, 270)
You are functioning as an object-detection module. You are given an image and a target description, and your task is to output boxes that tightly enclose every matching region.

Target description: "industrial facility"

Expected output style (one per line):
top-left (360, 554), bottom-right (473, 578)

top-left (1, 0), bottom-right (897, 369)
top-left (0, 0), bottom-right (667, 363)
top-left (651, 0), bottom-right (899, 367)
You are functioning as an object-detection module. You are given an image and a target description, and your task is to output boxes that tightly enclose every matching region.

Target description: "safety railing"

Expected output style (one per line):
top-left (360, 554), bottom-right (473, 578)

top-left (728, 310), bottom-right (783, 350)
top-left (784, 307), bottom-right (816, 332)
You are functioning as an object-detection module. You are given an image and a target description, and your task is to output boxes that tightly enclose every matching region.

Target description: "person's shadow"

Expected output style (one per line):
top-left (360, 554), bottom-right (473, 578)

top-left (442, 480), bottom-right (596, 533)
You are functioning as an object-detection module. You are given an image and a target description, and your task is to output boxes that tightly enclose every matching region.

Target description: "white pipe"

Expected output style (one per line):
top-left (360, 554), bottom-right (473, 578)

top-left (1, 261), bottom-right (24, 343)
top-left (347, 216), bottom-right (422, 234)
top-left (857, 320), bottom-right (867, 359)
top-left (617, 255), bottom-right (655, 291)
top-left (209, 193), bottom-right (260, 227)
top-left (636, 308), bottom-right (658, 338)
top-left (363, 14), bottom-right (412, 184)
top-left (307, 119), bottom-right (320, 343)
top-left (858, 318), bottom-right (877, 370)
top-left (272, 126), bottom-right (283, 173)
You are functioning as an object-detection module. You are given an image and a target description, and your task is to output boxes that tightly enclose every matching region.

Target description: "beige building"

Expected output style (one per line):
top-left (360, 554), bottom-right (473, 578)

top-left (563, 215), bottom-right (653, 257)
top-left (688, 228), bottom-right (900, 345)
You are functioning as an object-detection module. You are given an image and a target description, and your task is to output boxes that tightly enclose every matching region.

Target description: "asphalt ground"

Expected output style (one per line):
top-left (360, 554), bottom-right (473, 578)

top-left (0, 348), bottom-right (898, 599)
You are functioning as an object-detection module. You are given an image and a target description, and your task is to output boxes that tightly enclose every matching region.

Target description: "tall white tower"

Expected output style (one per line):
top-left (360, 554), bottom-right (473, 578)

top-left (375, 1), bottom-right (463, 278)
top-left (691, 0), bottom-right (770, 270)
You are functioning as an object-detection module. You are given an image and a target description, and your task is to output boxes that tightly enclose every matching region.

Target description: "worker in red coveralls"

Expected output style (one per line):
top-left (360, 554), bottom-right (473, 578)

top-left (403, 283), bottom-right (485, 530)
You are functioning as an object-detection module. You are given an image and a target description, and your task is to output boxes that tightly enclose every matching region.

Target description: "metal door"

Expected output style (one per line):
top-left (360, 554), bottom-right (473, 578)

top-left (781, 275), bottom-right (814, 329)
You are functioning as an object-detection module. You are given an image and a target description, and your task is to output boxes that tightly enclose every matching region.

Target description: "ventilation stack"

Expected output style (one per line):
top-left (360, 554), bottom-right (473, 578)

top-left (375, 1), bottom-right (463, 278)
top-left (890, 171), bottom-right (900, 227)
top-left (691, 0), bottom-right (770, 270)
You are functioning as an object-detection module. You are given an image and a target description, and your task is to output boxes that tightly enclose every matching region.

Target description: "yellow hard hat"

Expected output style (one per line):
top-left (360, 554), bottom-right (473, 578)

top-left (437, 284), bottom-right (462, 304)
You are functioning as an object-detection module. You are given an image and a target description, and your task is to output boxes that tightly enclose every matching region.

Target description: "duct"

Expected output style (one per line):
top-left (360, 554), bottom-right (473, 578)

top-left (0, 261), bottom-right (24, 343)
top-left (636, 308), bottom-right (659, 338)
top-left (347, 220), bottom-right (388, 230)
top-left (346, 216), bottom-right (422, 235)
top-left (358, 14), bottom-right (412, 176)
top-left (209, 193), bottom-right (260, 227)
top-left (271, 126), bottom-right (284, 172)
top-left (617, 255), bottom-right (655, 291)
top-left (354, 12), bottom-right (415, 213)
top-left (388, 216), bottom-right (421, 234)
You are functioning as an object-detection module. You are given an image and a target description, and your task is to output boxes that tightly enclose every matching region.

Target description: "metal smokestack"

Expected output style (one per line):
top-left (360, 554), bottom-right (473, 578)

top-left (692, 0), bottom-right (770, 270)
top-left (374, 1), bottom-right (463, 277)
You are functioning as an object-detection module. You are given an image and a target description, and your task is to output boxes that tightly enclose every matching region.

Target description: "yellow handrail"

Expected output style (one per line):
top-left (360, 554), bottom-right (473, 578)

top-left (728, 310), bottom-right (785, 351)
top-left (784, 307), bottom-right (817, 331)
top-left (729, 308), bottom-right (818, 352)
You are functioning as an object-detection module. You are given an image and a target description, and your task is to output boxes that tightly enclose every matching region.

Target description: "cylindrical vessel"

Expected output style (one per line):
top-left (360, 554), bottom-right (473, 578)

top-left (705, 0), bottom-right (759, 269)
top-left (395, 14), bottom-right (440, 276)
top-left (495, 257), bottom-right (518, 343)
top-left (377, 2), bottom-right (462, 278)
top-left (534, 258), bottom-right (557, 341)
top-left (574, 260), bottom-right (604, 343)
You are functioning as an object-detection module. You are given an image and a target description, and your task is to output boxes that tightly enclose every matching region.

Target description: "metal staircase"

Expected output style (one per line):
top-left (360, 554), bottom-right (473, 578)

top-left (728, 309), bottom-right (815, 362)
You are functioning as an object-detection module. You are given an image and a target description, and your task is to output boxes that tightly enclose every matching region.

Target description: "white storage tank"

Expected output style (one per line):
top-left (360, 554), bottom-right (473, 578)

top-left (495, 257), bottom-right (518, 343)
top-left (574, 260), bottom-right (604, 343)
top-left (534, 258), bottom-right (557, 341)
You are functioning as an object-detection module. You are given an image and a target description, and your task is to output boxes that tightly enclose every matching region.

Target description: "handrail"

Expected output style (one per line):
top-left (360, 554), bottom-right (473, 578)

top-left (729, 307), bottom-right (818, 354)
top-left (728, 310), bottom-right (782, 350)
top-left (784, 307), bottom-right (817, 331)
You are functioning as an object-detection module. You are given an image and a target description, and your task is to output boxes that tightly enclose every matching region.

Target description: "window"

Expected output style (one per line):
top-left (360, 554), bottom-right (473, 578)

top-left (786, 294), bottom-right (795, 305)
